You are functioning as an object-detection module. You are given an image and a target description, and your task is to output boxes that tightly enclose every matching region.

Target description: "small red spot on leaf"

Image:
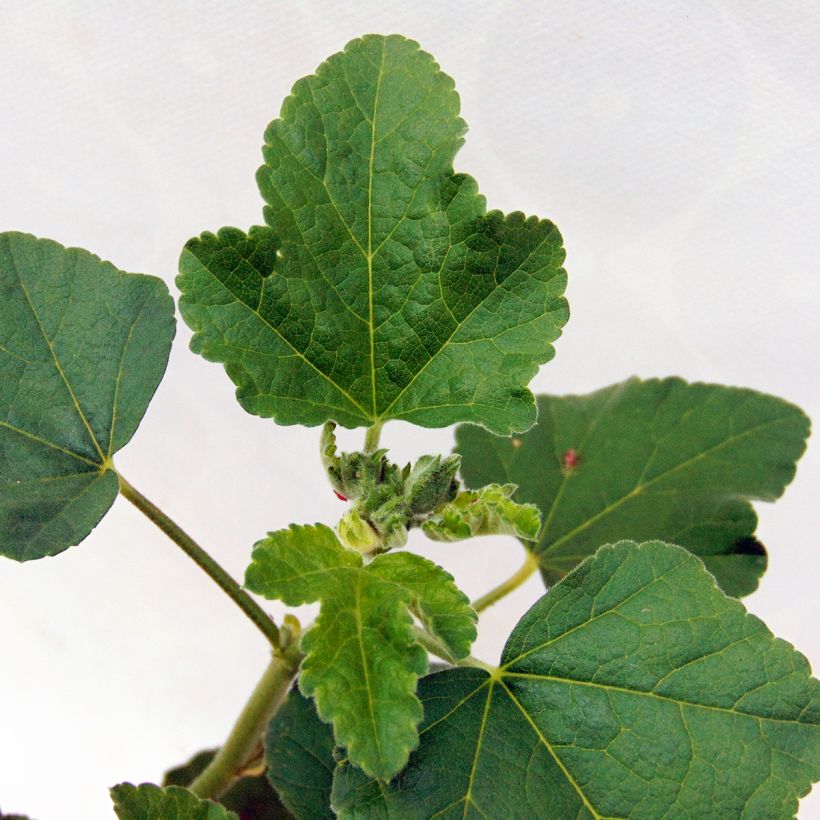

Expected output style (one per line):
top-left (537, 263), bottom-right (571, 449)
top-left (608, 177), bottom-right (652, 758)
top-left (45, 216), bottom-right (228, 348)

top-left (563, 449), bottom-right (580, 469)
top-left (333, 490), bottom-right (348, 502)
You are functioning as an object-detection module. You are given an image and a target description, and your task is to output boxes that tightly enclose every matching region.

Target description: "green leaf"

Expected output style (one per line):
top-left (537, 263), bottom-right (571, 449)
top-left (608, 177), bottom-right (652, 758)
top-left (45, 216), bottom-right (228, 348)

top-left (110, 783), bottom-right (237, 820)
top-left (164, 749), bottom-right (290, 819)
top-left (332, 541), bottom-right (820, 818)
top-left (178, 34), bottom-right (568, 434)
top-left (455, 377), bottom-right (810, 596)
top-left (0, 232), bottom-right (175, 561)
top-left (422, 483), bottom-right (541, 542)
top-left (245, 524), bottom-right (476, 778)
top-left (265, 688), bottom-right (336, 819)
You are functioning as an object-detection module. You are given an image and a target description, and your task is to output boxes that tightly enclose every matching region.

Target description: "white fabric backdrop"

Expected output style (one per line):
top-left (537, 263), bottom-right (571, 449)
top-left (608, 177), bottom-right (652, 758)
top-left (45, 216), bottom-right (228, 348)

top-left (0, 2), bottom-right (818, 817)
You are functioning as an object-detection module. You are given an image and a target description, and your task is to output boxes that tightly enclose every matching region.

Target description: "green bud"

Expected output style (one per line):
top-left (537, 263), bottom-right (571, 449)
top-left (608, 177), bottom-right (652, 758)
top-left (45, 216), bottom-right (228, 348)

top-left (338, 509), bottom-right (380, 554)
top-left (404, 454), bottom-right (461, 517)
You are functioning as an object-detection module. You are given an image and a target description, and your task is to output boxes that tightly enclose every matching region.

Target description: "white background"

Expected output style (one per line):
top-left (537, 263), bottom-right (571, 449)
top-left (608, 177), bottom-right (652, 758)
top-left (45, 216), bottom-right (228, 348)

top-left (1, 2), bottom-right (818, 818)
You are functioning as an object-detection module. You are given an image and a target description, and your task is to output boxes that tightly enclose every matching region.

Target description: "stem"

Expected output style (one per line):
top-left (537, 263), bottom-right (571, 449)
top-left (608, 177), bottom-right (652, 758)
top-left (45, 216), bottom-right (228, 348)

top-left (471, 550), bottom-right (540, 614)
top-left (116, 473), bottom-right (281, 649)
top-left (363, 420), bottom-right (383, 453)
top-left (189, 648), bottom-right (301, 799)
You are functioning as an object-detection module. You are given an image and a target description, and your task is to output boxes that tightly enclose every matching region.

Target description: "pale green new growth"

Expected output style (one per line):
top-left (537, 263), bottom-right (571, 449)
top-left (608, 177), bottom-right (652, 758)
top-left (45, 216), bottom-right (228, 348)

top-left (423, 483), bottom-right (541, 542)
top-left (456, 377), bottom-right (810, 596)
top-left (245, 524), bottom-right (476, 779)
top-left (0, 232), bottom-right (175, 561)
top-left (177, 34), bottom-right (568, 434)
top-left (332, 541), bottom-right (820, 819)
top-left (110, 783), bottom-right (236, 820)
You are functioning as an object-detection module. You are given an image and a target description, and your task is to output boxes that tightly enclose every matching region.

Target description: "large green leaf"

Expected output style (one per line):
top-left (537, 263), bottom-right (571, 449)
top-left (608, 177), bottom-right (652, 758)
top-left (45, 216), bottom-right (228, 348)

top-left (456, 377), bottom-right (809, 596)
top-left (265, 688), bottom-right (336, 819)
top-left (111, 783), bottom-right (237, 820)
top-left (332, 541), bottom-right (820, 818)
top-left (245, 524), bottom-right (476, 779)
top-left (0, 232), bottom-right (175, 561)
top-left (178, 34), bottom-right (568, 434)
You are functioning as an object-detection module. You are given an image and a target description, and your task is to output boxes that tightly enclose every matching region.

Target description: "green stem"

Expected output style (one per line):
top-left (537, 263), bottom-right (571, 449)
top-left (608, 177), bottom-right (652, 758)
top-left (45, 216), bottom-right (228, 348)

top-left (189, 647), bottom-right (302, 799)
top-left (471, 550), bottom-right (540, 613)
top-left (117, 473), bottom-right (281, 649)
top-left (363, 420), bottom-right (383, 453)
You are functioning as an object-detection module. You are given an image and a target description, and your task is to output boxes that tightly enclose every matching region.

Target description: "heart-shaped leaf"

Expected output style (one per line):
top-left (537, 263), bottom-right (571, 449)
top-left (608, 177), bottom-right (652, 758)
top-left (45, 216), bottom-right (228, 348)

top-left (0, 232), bottom-right (175, 561)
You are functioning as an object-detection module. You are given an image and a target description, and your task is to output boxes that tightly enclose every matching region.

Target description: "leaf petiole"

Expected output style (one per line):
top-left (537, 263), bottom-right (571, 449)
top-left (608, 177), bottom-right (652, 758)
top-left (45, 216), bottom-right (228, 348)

top-left (363, 420), bottom-right (383, 453)
top-left (116, 473), bottom-right (282, 649)
top-left (471, 549), bottom-right (540, 613)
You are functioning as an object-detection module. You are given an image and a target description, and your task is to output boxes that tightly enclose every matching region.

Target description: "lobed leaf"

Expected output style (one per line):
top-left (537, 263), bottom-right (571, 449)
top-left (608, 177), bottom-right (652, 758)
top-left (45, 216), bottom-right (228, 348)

top-left (0, 232), bottom-right (175, 561)
top-left (245, 524), bottom-right (476, 779)
top-left (332, 541), bottom-right (820, 818)
top-left (178, 34), bottom-right (568, 434)
top-left (110, 783), bottom-right (237, 820)
top-left (456, 377), bottom-right (810, 596)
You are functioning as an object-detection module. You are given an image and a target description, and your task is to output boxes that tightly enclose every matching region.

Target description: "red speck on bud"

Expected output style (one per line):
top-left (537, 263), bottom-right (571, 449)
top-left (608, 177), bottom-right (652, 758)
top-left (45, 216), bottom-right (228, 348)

top-left (333, 490), bottom-right (348, 502)
top-left (563, 449), bottom-right (580, 469)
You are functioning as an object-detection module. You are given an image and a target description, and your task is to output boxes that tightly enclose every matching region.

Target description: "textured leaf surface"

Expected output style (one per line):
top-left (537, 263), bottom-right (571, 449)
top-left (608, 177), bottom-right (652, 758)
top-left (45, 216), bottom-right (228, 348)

top-left (245, 524), bottom-right (476, 779)
top-left (456, 377), bottom-right (809, 595)
top-left (422, 483), bottom-right (540, 542)
top-left (111, 783), bottom-right (237, 820)
top-left (265, 688), bottom-right (336, 819)
top-left (178, 34), bottom-right (567, 433)
top-left (332, 541), bottom-right (820, 818)
top-left (0, 232), bottom-right (174, 561)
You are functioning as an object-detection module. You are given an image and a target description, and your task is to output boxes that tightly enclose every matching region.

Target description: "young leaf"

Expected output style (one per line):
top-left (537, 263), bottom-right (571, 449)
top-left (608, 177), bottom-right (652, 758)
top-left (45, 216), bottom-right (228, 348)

top-left (456, 377), bottom-right (810, 596)
top-left (332, 541), bottom-right (820, 818)
top-left (110, 783), bottom-right (237, 820)
top-left (178, 34), bottom-right (568, 434)
top-left (265, 688), bottom-right (336, 820)
top-left (245, 524), bottom-right (476, 779)
top-left (422, 484), bottom-right (541, 542)
top-left (0, 232), bottom-right (175, 561)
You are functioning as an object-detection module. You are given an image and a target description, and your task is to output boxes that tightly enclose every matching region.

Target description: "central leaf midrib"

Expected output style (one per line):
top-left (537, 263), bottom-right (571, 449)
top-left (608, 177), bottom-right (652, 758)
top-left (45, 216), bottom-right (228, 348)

top-left (366, 42), bottom-right (386, 418)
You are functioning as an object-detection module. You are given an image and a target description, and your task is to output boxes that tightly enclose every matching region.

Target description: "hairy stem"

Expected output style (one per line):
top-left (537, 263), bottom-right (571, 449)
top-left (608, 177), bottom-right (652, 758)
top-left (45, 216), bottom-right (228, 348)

top-left (363, 420), bottom-right (383, 453)
top-left (117, 473), bottom-right (281, 648)
top-left (471, 550), bottom-right (540, 613)
top-left (189, 646), bottom-right (302, 799)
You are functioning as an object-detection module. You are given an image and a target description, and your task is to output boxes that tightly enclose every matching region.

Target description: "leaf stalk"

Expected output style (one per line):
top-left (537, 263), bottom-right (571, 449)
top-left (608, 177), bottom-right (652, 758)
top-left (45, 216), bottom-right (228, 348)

top-left (363, 420), bottom-right (383, 453)
top-left (116, 473), bottom-right (281, 648)
top-left (471, 550), bottom-right (540, 613)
